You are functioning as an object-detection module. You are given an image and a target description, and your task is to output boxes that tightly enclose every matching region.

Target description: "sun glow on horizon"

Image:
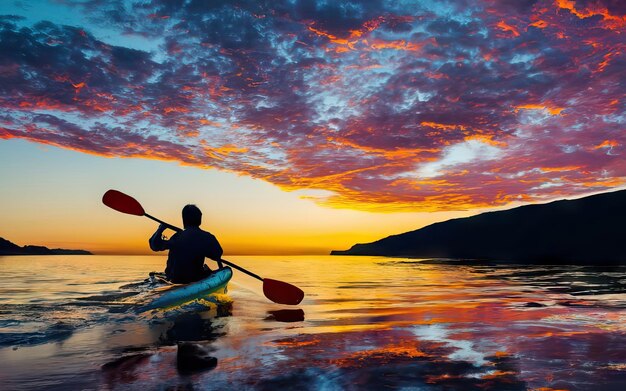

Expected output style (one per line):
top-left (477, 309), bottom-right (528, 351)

top-left (1, 140), bottom-right (476, 255)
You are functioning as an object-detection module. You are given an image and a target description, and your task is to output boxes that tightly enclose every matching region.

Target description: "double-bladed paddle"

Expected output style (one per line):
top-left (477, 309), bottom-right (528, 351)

top-left (102, 189), bottom-right (304, 305)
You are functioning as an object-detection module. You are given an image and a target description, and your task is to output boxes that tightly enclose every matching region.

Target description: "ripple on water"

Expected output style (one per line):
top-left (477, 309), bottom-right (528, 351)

top-left (3, 255), bottom-right (626, 390)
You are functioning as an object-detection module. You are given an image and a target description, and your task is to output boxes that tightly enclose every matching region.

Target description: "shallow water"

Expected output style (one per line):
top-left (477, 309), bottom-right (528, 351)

top-left (2, 255), bottom-right (626, 390)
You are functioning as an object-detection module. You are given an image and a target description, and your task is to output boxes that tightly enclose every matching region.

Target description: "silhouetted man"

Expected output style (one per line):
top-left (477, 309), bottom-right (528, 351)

top-left (149, 204), bottom-right (223, 284)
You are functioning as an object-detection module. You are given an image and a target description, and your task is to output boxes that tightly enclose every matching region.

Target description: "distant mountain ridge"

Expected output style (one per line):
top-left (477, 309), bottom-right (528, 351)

top-left (0, 237), bottom-right (92, 255)
top-left (331, 189), bottom-right (626, 264)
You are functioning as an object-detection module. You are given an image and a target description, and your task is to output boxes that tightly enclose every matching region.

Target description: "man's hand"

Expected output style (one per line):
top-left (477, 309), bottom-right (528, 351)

top-left (149, 224), bottom-right (170, 251)
top-left (157, 224), bottom-right (170, 240)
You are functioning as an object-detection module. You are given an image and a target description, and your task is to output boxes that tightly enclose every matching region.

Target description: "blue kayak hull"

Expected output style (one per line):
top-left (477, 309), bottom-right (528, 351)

top-left (139, 267), bottom-right (232, 312)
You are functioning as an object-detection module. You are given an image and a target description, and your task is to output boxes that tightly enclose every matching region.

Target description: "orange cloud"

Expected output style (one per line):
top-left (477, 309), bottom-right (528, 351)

top-left (464, 134), bottom-right (508, 147)
top-left (540, 165), bottom-right (582, 172)
top-left (555, 0), bottom-right (626, 30)
top-left (596, 51), bottom-right (618, 73)
top-left (496, 20), bottom-right (520, 37)
top-left (199, 119), bottom-right (222, 127)
top-left (515, 104), bottom-right (565, 116)
top-left (369, 39), bottom-right (423, 52)
top-left (420, 122), bottom-right (467, 131)
top-left (309, 18), bottom-right (424, 54)
top-left (328, 136), bottom-right (439, 160)
top-left (594, 140), bottom-right (619, 149)
top-left (529, 19), bottom-right (549, 29)
top-left (163, 106), bottom-right (190, 114)
top-left (72, 82), bottom-right (86, 94)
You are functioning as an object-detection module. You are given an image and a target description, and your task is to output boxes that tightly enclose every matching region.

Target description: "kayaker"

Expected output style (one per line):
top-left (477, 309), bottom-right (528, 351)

top-left (149, 204), bottom-right (223, 283)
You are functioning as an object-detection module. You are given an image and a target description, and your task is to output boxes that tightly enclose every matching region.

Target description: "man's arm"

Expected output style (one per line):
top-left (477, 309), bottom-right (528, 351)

top-left (206, 234), bottom-right (224, 268)
top-left (149, 224), bottom-right (170, 252)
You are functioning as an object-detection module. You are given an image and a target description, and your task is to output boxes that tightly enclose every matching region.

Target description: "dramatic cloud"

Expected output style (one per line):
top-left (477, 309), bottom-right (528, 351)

top-left (1, 0), bottom-right (624, 211)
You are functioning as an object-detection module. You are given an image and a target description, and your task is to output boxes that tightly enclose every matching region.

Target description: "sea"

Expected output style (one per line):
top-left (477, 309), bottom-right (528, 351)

top-left (2, 255), bottom-right (626, 390)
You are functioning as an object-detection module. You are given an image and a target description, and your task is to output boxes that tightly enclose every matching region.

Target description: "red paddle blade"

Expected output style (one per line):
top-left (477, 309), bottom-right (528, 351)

top-left (263, 278), bottom-right (304, 305)
top-left (102, 190), bottom-right (145, 216)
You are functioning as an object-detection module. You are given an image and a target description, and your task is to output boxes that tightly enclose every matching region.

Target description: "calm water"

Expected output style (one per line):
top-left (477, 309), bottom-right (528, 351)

top-left (2, 255), bottom-right (626, 390)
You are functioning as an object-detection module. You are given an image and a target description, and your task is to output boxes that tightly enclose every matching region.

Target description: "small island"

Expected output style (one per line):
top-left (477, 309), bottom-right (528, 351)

top-left (0, 237), bottom-right (92, 255)
top-left (331, 189), bottom-right (626, 264)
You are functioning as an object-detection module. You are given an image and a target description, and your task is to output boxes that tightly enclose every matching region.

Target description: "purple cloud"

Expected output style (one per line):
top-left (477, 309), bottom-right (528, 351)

top-left (1, 0), bottom-right (625, 211)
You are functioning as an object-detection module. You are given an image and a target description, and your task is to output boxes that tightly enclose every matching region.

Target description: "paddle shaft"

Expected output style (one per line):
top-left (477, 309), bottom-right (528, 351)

top-left (144, 213), bottom-right (180, 232)
top-left (220, 259), bottom-right (262, 281)
top-left (144, 213), bottom-right (264, 282)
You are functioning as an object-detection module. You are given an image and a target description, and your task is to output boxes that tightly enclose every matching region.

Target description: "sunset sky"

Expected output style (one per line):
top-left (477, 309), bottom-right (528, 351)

top-left (1, 0), bottom-right (625, 254)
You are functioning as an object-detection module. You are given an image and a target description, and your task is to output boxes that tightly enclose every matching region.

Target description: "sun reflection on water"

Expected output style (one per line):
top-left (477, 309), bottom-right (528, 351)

top-left (2, 255), bottom-right (626, 389)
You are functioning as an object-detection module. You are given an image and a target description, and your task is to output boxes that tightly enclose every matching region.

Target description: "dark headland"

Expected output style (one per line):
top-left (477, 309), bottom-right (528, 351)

top-left (0, 237), bottom-right (92, 255)
top-left (331, 189), bottom-right (626, 264)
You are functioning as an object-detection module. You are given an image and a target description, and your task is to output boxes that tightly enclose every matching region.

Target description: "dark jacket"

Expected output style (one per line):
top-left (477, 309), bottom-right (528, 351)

top-left (149, 226), bottom-right (223, 283)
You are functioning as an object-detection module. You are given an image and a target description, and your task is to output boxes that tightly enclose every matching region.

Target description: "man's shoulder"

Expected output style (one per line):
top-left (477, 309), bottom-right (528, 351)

top-left (200, 229), bottom-right (216, 239)
top-left (187, 227), bottom-right (216, 238)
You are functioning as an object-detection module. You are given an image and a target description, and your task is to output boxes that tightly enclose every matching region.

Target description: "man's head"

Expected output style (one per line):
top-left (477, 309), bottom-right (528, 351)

top-left (182, 204), bottom-right (202, 227)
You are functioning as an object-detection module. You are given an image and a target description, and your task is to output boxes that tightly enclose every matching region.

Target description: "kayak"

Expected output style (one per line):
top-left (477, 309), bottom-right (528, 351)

top-left (138, 267), bottom-right (232, 312)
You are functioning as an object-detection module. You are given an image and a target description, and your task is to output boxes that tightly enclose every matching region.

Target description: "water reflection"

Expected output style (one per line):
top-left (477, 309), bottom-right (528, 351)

top-left (266, 309), bottom-right (305, 323)
top-left (112, 258), bottom-right (626, 389)
top-left (260, 329), bottom-right (528, 390)
top-left (101, 302), bottom-right (233, 387)
top-left (3, 256), bottom-right (626, 390)
top-left (161, 310), bottom-right (231, 344)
